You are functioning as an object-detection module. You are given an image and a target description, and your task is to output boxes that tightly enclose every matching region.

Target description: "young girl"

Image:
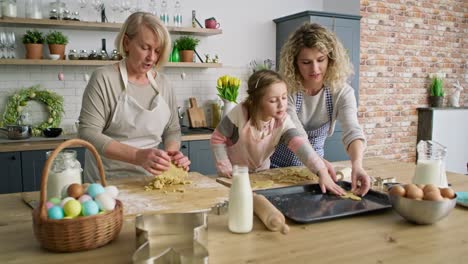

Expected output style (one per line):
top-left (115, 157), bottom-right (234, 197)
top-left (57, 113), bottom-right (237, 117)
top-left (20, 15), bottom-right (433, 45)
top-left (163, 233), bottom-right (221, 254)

top-left (210, 70), bottom-right (345, 195)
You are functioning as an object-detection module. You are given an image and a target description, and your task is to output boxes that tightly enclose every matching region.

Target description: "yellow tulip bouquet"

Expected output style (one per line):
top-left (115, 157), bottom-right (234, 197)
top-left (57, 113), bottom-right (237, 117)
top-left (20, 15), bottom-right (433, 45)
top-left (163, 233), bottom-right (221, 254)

top-left (216, 75), bottom-right (241, 103)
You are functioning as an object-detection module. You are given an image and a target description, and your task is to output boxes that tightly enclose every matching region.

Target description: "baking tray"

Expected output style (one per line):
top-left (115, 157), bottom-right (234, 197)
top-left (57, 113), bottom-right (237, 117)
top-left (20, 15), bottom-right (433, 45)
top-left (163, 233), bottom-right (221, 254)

top-left (255, 181), bottom-right (391, 223)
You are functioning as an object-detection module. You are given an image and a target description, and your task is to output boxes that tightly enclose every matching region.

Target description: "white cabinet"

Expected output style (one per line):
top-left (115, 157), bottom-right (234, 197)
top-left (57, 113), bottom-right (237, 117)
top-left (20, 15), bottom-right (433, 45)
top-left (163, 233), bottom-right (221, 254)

top-left (417, 107), bottom-right (468, 174)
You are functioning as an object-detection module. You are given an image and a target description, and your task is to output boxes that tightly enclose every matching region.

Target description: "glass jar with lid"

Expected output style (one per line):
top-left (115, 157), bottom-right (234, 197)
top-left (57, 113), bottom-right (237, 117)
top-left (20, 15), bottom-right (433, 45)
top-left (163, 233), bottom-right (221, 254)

top-left (79, 49), bottom-right (88, 60)
top-left (25, 0), bottom-right (42, 19)
top-left (111, 49), bottom-right (122, 61)
top-left (2, 0), bottom-right (17, 18)
top-left (68, 49), bottom-right (78, 60)
top-left (88, 50), bottom-right (98, 60)
top-left (49, 0), bottom-right (66, 20)
top-left (62, 9), bottom-right (72, 20)
top-left (46, 150), bottom-right (82, 199)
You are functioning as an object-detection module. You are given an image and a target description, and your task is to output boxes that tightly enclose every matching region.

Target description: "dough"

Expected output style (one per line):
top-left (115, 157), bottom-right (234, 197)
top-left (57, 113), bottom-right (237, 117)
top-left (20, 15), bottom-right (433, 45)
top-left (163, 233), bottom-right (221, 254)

top-left (341, 191), bottom-right (362, 201)
top-left (252, 166), bottom-right (319, 185)
top-left (144, 163), bottom-right (192, 191)
top-left (251, 180), bottom-right (275, 189)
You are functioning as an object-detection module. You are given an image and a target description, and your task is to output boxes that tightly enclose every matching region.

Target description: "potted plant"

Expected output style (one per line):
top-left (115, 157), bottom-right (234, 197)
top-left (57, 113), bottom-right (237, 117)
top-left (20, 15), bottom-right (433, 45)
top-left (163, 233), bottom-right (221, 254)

top-left (216, 75), bottom-right (241, 117)
top-left (45, 31), bottom-right (69, 60)
top-left (428, 75), bottom-right (444, 107)
top-left (22, 30), bottom-right (45, 59)
top-left (174, 36), bottom-right (200, 62)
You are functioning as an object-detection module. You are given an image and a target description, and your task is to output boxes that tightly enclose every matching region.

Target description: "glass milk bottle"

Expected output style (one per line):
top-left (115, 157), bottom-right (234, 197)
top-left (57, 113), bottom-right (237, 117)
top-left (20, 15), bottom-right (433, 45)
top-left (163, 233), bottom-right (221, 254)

top-left (46, 150), bottom-right (82, 199)
top-left (228, 165), bottom-right (253, 233)
top-left (413, 140), bottom-right (448, 187)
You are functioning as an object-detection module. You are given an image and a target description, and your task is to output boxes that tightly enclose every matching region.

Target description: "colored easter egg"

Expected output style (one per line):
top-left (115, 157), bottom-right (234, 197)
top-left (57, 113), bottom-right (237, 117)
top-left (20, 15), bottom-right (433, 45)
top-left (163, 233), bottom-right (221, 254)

top-left (87, 183), bottom-right (105, 198)
top-left (60, 197), bottom-right (75, 208)
top-left (64, 200), bottom-right (82, 217)
top-left (46, 201), bottom-right (54, 209)
top-left (49, 197), bottom-right (61, 205)
top-left (95, 192), bottom-right (116, 211)
top-left (78, 194), bottom-right (92, 204)
top-left (104, 185), bottom-right (119, 199)
top-left (67, 183), bottom-right (84, 199)
top-left (48, 206), bottom-right (64, 219)
top-left (82, 200), bottom-right (99, 216)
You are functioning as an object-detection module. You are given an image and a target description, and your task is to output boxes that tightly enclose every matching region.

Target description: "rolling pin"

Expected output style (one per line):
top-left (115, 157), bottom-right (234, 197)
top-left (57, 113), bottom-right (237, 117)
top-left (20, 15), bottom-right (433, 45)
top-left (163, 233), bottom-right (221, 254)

top-left (253, 193), bottom-right (289, 234)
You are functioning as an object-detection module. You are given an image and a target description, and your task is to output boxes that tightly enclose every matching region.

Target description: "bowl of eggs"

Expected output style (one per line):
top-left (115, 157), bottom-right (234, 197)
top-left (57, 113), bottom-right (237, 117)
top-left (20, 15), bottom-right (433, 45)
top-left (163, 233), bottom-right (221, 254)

top-left (388, 183), bottom-right (456, 224)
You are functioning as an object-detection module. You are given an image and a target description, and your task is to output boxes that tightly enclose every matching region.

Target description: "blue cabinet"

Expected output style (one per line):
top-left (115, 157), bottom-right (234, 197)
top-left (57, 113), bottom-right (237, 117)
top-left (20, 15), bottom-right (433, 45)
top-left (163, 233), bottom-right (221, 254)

top-left (0, 152), bottom-right (22, 194)
top-left (274, 11), bottom-right (361, 161)
top-left (188, 140), bottom-right (216, 175)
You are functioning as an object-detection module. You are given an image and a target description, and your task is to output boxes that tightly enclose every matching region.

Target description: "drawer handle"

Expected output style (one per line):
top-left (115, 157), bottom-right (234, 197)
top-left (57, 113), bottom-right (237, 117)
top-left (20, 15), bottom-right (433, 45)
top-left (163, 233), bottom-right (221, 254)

top-left (181, 145), bottom-right (188, 149)
top-left (11, 156), bottom-right (16, 160)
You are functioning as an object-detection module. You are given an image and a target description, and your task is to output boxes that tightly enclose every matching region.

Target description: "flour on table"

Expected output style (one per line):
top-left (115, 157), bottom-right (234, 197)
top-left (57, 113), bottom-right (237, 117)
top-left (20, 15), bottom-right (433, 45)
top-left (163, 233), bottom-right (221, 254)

top-left (118, 189), bottom-right (168, 215)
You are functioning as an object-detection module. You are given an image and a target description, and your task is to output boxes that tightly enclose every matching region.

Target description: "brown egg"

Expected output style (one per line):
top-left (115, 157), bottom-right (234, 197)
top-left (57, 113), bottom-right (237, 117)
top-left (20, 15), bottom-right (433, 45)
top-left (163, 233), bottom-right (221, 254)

top-left (416, 184), bottom-right (426, 190)
top-left (68, 183), bottom-right (84, 199)
top-left (423, 190), bottom-right (444, 201)
top-left (440, 187), bottom-right (455, 199)
top-left (389, 185), bottom-right (406, 197)
top-left (405, 184), bottom-right (424, 200)
top-left (423, 184), bottom-right (439, 194)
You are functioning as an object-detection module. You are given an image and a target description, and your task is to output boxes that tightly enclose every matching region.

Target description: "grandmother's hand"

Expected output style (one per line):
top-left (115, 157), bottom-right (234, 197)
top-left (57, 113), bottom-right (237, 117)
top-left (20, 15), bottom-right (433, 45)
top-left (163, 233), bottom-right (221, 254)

top-left (351, 166), bottom-right (371, 196)
top-left (168, 150), bottom-right (191, 171)
top-left (135, 148), bottom-right (171, 175)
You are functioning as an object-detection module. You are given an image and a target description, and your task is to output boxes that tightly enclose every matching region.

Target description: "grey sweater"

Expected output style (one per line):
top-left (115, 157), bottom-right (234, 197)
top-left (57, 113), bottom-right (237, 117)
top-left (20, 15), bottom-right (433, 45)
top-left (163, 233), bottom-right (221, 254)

top-left (287, 83), bottom-right (366, 150)
top-left (78, 64), bottom-right (181, 154)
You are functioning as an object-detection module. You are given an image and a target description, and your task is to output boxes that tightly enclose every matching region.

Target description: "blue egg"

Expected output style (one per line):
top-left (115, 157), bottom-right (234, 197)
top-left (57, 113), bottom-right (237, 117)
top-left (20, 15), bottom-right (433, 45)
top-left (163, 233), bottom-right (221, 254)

top-left (82, 200), bottom-right (99, 216)
top-left (87, 183), bottom-right (105, 198)
top-left (48, 206), bottom-right (64, 219)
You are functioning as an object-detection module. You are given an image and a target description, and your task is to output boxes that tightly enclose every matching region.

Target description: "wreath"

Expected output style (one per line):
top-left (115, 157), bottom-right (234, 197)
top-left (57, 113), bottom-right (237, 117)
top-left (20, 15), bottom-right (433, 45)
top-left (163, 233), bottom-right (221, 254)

top-left (1, 85), bottom-right (64, 136)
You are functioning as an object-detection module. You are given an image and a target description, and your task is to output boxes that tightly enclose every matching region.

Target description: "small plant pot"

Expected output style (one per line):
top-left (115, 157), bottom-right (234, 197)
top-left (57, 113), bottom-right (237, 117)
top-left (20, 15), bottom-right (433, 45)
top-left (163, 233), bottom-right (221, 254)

top-left (25, 43), bottom-right (43, 59)
top-left (48, 44), bottom-right (66, 60)
top-left (179, 50), bottom-right (194, 62)
top-left (429, 96), bottom-right (444, 108)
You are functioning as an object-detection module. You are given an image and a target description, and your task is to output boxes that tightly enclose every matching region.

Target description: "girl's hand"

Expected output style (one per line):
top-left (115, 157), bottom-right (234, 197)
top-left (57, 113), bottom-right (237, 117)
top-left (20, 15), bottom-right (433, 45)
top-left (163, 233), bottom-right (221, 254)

top-left (322, 158), bottom-right (338, 182)
top-left (351, 166), bottom-right (371, 196)
top-left (135, 148), bottom-right (171, 175)
top-left (167, 150), bottom-right (191, 171)
top-left (216, 160), bottom-right (233, 178)
top-left (317, 168), bottom-right (346, 196)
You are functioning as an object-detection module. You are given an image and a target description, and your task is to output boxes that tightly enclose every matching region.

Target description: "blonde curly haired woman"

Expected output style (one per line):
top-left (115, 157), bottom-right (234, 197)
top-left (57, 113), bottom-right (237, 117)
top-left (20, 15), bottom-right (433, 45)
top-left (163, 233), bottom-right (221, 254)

top-left (270, 23), bottom-right (370, 196)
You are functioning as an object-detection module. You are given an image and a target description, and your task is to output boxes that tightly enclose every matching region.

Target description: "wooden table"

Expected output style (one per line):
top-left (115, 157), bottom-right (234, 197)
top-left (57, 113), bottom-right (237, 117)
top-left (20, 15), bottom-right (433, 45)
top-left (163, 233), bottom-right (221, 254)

top-left (0, 158), bottom-right (467, 263)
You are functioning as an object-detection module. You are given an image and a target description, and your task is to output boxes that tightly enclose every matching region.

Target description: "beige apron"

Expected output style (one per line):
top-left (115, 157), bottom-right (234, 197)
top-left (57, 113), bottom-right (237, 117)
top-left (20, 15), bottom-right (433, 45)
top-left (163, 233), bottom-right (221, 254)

top-left (84, 60), bottom-right (171, 182)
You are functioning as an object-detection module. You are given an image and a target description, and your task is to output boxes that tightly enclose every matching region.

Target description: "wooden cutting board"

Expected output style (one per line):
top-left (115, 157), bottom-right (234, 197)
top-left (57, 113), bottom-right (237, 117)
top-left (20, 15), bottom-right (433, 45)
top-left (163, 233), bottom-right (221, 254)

top-left (109, 172), bottom-right (228, 216)
top-left (187, 97), bottom-right (207, 128)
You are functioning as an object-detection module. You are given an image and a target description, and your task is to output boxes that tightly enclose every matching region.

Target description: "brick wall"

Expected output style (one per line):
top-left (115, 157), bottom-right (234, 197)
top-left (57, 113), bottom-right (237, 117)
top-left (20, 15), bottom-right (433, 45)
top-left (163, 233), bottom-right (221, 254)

top-left (359, 0), bottom-right (467, 162)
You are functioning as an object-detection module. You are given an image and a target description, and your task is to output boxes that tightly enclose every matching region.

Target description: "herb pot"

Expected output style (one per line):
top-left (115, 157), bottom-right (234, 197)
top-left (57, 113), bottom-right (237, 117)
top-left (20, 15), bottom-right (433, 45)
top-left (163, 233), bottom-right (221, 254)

top-left (0, 125), bottom-right (32, 140)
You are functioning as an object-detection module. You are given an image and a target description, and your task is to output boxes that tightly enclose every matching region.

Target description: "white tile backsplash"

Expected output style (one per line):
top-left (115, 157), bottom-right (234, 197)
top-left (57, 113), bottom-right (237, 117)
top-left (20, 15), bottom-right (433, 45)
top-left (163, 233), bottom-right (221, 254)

top-left (0, 65), bottom-right (249, 132)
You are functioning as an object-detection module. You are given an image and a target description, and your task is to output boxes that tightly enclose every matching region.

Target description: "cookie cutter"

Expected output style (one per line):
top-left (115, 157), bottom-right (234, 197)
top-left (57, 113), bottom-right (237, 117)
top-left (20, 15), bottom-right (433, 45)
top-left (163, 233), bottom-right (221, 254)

top-left (132, 201), bottom-right (228, 264)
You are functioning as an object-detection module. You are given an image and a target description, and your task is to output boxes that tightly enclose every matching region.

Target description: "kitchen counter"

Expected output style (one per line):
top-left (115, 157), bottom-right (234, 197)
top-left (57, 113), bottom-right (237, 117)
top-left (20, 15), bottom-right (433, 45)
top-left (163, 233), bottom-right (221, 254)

top-left (0, 132), bottom-right (212, 152)
top-left (0, 158), bottom-right (467, 263)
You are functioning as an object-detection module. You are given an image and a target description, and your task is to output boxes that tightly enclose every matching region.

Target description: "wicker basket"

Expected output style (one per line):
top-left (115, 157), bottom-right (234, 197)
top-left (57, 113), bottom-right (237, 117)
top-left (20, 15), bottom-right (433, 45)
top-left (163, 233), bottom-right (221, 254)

top-left (32, 138), bottom-right (123, 252)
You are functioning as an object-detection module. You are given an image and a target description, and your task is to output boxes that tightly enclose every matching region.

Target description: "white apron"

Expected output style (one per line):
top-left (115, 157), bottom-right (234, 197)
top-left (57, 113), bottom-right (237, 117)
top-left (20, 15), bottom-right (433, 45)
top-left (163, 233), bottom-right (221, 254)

top-left (84, 60), bottom-right (171, 182)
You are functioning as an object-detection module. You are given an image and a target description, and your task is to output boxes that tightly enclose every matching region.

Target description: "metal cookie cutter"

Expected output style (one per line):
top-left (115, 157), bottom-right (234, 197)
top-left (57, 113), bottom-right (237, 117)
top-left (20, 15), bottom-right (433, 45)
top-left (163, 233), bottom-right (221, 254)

top-left (132, 202), bottom-right (228, 264)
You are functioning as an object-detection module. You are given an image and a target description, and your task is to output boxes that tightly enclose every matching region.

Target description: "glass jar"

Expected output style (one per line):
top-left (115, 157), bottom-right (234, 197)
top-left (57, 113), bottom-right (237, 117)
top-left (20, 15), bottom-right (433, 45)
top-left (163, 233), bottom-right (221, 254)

top-left (49, 0), bottom-right (65, 20)
top-left (413, 140), bottom-right (448, 187)
top-left (1, 0), bottom-right (17, 18)
top-left (72, 11), bottom-right (80, 21)
top-left (88, 50), bottom-right (97, 60)
top-left (111, 49), bottom-right (122, 60)
top-left (79, 49), bottom-right (88, 60)
top-left (68, 49), bottom-right (78, 60)
top-left (97, 50), bottom-right (109, 60)
top-left (25, 0), bottom-right (41, 19)
top-left (49, 8), bottom-right (58, 20)
top-left (46, 150), bottom-right (82, 199)
top-left (62, 9), bottom-right (71, 20)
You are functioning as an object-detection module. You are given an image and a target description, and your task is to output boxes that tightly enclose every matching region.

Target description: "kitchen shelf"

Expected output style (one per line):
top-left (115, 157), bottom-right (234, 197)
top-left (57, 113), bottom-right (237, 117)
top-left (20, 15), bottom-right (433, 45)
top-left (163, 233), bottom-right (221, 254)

top-left (0, 59), bottom-right (222, 68)
top-left (0, 17), bottom-right (222, 36)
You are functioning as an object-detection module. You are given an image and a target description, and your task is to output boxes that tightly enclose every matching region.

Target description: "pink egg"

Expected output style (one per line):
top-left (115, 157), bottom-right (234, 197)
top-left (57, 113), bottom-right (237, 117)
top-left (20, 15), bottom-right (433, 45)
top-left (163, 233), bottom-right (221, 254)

top-left (46, 201), bottom-right (54, 209)
top-left (78, 194), bottom-right (92, 204)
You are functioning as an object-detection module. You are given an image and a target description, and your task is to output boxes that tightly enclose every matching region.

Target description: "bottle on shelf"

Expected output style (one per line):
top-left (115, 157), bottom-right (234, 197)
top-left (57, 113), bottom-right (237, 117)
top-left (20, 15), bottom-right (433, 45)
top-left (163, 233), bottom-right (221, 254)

top-left (228, 165), bottom-right (253, 234)
top-left (173, 0), bottom-right (182, 27)
top-left (159, 0), bottom-right (169, 26)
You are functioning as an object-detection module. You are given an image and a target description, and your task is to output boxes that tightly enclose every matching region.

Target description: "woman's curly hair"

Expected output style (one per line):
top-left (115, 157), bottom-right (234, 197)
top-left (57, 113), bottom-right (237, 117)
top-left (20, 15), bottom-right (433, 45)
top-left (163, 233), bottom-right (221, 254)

top-left (279, 23), bottom-right (353, 93)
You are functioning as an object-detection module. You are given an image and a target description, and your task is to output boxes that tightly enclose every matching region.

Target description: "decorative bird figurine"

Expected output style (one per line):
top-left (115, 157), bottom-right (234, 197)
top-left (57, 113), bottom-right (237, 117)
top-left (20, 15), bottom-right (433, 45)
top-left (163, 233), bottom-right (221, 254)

top-left (448, 81), bottom-right (463, 107)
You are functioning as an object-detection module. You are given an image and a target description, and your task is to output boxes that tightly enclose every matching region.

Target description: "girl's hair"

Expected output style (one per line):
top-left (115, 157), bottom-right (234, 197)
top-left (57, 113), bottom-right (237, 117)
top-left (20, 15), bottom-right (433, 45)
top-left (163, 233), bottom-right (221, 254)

top-left (245, 69), bottom-right (285, 129)
top-left (279, 22), bottom-right (353, 93)
top-left (115, 12), bottom-right (171, 70)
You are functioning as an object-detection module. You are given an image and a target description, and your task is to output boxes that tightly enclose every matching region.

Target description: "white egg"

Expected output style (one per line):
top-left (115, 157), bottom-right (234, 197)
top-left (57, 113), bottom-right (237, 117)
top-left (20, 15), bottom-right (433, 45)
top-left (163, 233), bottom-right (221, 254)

top-left (95, 192), bottom-right (116, 211)
top-left (104, 185), bottom-right (119, 199)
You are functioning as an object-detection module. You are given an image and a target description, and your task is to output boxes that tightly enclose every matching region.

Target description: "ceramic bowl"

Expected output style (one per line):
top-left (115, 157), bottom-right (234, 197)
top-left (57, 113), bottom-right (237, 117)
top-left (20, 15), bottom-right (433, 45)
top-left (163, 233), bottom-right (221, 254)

top-left (43, 127), bottom-right (63, 138)
top-left (49, 54), bottom-right (61, 60)
top-left (389, 193), bottom-right (456, 224)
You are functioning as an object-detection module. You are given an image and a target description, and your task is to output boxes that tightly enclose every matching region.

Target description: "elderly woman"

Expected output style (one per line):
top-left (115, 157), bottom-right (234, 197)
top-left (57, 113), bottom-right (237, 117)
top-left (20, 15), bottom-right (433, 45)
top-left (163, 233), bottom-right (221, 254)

top-left (79, 12), bottom-right (189, 181)
top-left (270, 23), bottom-right (370, 196)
